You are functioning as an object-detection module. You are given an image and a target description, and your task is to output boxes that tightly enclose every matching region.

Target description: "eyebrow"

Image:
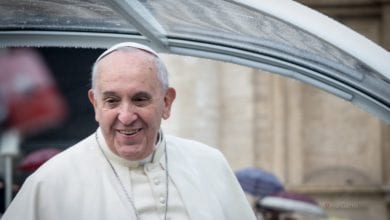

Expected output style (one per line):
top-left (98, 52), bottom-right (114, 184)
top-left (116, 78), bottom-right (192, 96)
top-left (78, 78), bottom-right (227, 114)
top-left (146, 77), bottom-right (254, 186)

top-left (133, 91), bottom-right (152, 97)
top-left (101, 91), bottom-right (118, 97)
top-left (101, 91), bottom-right (153, 99)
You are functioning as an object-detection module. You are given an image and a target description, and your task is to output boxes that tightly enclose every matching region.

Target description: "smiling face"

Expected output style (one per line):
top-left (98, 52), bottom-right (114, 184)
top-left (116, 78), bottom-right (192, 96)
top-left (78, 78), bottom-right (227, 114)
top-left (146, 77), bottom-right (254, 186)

top-left (89, 49), bottom-right (175, 160)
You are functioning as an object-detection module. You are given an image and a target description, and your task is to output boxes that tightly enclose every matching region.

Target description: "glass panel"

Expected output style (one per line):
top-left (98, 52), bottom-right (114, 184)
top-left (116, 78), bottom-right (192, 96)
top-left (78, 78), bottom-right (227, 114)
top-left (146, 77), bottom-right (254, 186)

top-left (0, 0), bottom-right (137, 33)
top-left (142, 0), bottom-right (383, 82)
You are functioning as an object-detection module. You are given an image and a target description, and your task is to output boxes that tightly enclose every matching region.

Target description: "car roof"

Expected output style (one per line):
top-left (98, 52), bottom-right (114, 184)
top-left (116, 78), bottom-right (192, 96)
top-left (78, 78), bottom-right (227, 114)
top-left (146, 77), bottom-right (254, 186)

top-left (0, 0), bottom-right (389, 123)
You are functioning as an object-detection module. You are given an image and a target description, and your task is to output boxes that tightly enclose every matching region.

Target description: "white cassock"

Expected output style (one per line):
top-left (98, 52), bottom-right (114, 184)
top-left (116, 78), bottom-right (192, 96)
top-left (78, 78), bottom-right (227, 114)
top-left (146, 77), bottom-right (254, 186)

top-left (2, 128), bottom-right (256, 220)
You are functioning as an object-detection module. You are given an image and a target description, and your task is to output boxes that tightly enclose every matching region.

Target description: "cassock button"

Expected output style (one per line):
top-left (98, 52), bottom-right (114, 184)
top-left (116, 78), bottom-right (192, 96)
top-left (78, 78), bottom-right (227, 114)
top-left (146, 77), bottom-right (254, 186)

top-left (154, 178), bottom-right (161, 185)
top-left (159, 196), bottom-right (166, 204)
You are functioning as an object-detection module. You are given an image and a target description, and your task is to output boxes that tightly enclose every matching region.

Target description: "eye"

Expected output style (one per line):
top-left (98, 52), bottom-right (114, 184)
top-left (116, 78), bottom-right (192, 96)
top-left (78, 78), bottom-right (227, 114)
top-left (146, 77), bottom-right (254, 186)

top-left (103, 97), bottom-right (120, 108)
top-left (132, 93), bottom-right (152, 107)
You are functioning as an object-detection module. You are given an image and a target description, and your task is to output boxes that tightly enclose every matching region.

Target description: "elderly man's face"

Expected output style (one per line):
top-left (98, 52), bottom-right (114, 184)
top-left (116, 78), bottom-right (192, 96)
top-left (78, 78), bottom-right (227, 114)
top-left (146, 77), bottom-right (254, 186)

top-left (88, 50), bottom-right (175, 160)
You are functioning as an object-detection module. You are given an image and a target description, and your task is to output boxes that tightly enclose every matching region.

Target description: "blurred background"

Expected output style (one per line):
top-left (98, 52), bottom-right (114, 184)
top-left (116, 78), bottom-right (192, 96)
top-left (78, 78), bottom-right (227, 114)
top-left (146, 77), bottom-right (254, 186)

top-left (0, 0), bottom-right (389, 219)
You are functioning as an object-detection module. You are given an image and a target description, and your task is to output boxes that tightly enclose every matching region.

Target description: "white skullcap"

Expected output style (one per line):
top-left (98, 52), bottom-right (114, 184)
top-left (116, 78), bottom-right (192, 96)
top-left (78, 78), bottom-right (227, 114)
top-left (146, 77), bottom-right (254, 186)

top-left (96, 42), bottom-right (160, 62)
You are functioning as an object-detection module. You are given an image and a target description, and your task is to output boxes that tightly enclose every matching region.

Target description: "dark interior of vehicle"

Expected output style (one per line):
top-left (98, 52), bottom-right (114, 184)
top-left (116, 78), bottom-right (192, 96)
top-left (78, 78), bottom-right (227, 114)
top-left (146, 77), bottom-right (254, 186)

top-left (21, 48), bottom-right (102, 153)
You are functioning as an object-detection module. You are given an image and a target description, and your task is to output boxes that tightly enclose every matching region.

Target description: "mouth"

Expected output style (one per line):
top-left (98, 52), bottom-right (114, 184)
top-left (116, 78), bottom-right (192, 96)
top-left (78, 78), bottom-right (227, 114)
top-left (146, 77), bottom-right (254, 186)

top-left (117, 128), bottom-right (142, 136)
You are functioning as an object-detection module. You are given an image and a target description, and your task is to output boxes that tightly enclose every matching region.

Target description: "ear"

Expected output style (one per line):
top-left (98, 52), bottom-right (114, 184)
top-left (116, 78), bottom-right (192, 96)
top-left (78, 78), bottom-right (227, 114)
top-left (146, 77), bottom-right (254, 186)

top-left (162, 88), bottom-right (176, 120)
top-left (88, 89), bottom-right (99, 122)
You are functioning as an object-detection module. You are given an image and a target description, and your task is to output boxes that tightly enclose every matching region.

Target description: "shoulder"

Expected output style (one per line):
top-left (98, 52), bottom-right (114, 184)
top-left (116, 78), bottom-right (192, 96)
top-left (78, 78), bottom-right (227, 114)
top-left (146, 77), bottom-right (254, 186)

top-left (165, 135), bottom-right (229, 167)
top-left (166, 135), bottom-right (222, 155)
top-left (27, 133), bottom-right (98, 181)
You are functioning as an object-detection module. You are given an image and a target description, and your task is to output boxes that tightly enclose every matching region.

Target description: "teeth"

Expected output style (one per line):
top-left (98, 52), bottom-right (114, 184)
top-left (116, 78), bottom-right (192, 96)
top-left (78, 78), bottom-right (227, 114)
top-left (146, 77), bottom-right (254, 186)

top-left (119, 129), bottom-right (141, 135)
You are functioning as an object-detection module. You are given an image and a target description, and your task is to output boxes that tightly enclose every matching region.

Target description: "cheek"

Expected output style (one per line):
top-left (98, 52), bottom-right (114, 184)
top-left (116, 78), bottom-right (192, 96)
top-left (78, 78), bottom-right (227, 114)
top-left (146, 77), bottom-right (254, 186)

top-left (96, 108), bottom-right (117, 125)
top-left (141, 108), bottom-right (162, 126)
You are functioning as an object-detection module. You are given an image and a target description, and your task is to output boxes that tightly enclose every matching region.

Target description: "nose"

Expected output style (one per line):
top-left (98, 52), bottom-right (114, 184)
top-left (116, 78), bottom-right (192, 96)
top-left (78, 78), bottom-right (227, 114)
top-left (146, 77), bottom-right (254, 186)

top-left (117, 103), bottom-right (138, 125)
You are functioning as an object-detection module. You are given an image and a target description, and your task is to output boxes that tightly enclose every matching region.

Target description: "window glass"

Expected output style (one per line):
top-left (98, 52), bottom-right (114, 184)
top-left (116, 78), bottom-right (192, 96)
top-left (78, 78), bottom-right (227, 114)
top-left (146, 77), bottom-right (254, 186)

top-left (0, 0), bottom-right (136, 33)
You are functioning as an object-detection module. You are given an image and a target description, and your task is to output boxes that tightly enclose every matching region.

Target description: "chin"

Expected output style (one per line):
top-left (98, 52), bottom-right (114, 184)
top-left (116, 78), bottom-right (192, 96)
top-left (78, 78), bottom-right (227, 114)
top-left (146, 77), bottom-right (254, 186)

top-left (118, 150), bottom-right (140, 160)
top-left (117, 147), bottom-right (145, 160)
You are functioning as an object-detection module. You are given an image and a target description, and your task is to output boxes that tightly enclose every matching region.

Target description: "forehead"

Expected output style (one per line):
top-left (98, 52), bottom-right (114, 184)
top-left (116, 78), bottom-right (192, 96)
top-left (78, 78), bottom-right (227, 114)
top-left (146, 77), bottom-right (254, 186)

top-left (95, 50), bottom-right (161, 92)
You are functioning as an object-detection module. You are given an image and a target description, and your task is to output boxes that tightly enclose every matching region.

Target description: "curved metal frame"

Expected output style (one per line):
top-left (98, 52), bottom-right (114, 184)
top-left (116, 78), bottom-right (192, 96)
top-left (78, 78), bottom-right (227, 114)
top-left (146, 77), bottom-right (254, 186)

top-left (0, 0), bottom-right (389, 123)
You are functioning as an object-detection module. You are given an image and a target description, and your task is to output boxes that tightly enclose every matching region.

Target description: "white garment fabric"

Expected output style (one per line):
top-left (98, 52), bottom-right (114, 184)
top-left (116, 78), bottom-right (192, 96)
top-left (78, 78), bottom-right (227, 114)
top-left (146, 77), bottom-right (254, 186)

top-left (2, 128), bottom-right (256, 220)
top-left (97, 128), bottom-right (190, 220)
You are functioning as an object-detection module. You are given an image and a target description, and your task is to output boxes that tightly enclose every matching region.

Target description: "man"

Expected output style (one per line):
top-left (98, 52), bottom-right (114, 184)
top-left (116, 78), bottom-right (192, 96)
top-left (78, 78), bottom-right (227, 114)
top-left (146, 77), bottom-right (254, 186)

top-left (2, 42), bottom-right (256, 220)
